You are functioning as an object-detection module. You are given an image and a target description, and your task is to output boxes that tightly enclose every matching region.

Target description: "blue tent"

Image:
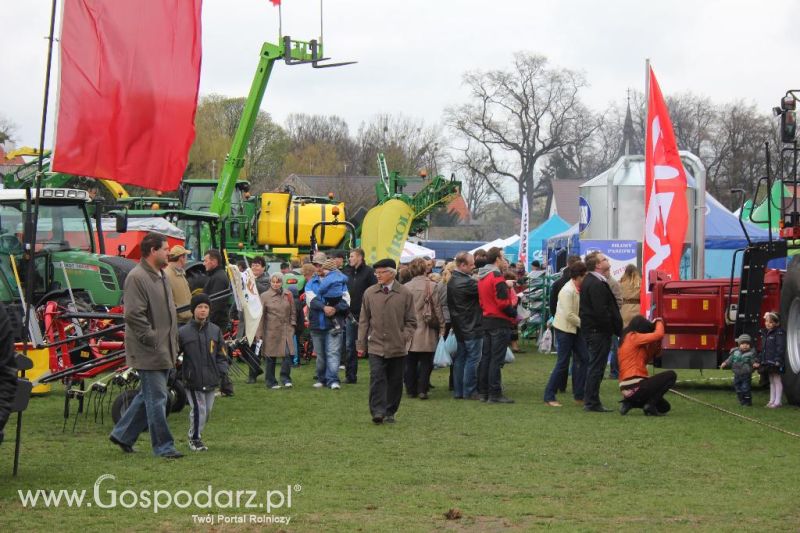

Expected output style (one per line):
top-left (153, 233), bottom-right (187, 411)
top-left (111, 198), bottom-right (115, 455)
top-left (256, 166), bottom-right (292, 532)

top-left (544, 223), bottom-right (580, 272)
top-left (505, 214), bottom-right (570, 264)
top-left (700, 181), bottom-right (770, 249)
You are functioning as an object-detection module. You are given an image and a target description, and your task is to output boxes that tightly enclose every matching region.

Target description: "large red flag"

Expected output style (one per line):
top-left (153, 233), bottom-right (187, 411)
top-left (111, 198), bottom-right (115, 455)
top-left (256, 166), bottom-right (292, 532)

top-left (52, 0), bottom-right (202, 191)
top-left (641, 66), bottom-right (689, 315)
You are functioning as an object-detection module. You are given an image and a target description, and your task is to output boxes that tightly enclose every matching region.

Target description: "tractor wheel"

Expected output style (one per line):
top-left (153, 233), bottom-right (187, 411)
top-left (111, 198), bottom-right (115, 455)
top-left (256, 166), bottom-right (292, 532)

top-left (111, 389), bottom-right (140, 424)
top-left (168, 379), bottom-right (188, 414)
top-left (780, 255), bottom-right (800, 405)
top-left (111, 384), bottom-right (184, 424)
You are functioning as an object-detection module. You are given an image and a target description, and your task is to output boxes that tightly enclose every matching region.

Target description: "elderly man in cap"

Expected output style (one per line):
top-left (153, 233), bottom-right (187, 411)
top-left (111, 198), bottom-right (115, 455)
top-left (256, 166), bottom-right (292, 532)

top-left (165, 245), bottom-right (193, 325)
top-left (305, 252), bottom-right (350, 389)
top-left (357, 258), bottom-right (417, 424)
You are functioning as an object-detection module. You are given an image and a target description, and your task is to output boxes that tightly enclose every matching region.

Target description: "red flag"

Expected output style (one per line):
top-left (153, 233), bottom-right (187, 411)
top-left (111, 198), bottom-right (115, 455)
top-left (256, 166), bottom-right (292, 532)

top-left (52, 0), bottom-right (202, 192)
top-left (270, 0), bottom-right (281, 5)
top-left (641, 66), bottom-right (689, 315)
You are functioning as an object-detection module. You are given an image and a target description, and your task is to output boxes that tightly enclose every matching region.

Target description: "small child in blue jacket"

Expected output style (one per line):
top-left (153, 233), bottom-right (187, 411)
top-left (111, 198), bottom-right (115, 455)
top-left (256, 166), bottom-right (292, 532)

top-left (720, 333), bottom-right (755, 406)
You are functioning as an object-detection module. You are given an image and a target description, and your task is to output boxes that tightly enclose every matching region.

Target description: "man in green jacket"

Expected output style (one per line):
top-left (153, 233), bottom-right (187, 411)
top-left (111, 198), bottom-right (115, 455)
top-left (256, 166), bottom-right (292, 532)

top-left (110, 232), bottom-right (182, 458)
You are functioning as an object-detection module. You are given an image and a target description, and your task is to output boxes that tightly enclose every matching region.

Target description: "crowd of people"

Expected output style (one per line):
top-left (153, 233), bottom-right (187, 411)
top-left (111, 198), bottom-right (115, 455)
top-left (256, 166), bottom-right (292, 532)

top-left (104, 232), bottom-right (788, 458)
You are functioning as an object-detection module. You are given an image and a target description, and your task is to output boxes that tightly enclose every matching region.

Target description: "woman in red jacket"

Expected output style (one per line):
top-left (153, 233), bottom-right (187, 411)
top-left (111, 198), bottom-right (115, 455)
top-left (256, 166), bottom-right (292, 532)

top-left (617, 315), bottom-right (677, 416)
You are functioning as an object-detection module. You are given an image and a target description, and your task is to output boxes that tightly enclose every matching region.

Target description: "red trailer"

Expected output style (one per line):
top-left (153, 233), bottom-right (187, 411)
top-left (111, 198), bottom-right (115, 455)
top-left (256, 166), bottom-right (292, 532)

top-left (650, 269), bottom-right (782, 370)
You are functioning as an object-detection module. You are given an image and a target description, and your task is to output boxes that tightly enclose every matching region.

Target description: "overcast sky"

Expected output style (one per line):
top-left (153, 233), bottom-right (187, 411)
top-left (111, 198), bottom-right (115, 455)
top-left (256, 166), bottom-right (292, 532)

top-left (2, 0), bottom-right (797, 151)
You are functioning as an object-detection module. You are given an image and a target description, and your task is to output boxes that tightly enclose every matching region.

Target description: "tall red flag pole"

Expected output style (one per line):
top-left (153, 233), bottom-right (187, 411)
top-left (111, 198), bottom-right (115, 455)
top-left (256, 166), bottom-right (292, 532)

top-left (641, 61), bottom-right (690, 316)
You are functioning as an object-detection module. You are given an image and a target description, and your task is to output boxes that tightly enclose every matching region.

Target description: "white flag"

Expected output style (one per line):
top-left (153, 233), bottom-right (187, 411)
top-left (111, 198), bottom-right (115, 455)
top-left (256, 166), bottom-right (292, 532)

top-left (518, 195), bottom-right (530, 270)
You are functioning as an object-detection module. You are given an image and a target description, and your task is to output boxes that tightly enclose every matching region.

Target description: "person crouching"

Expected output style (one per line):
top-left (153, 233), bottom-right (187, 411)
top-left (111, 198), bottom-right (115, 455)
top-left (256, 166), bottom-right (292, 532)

top-left (179, 294), bottom-right (227, 451)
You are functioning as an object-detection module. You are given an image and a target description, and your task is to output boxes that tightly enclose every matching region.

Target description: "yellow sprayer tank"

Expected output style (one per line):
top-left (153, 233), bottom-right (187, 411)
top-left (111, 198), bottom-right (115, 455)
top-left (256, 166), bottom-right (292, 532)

top-left (257, 193), bottom-right (347, 247)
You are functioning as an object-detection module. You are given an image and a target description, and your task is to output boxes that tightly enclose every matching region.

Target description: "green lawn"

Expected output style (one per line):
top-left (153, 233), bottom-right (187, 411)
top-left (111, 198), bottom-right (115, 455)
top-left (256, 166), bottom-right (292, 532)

top-left (1, 349), bottom-right (798, 532)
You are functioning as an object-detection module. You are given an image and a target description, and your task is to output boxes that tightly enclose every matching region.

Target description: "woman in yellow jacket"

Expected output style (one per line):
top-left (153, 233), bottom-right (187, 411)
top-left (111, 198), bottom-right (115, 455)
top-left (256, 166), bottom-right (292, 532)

top-left (543, 261), bottom-right (589, 407)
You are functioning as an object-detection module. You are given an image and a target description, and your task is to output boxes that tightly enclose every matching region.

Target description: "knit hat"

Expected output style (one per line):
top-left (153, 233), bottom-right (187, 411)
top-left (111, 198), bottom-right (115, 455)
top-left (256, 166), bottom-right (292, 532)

top-left (311, 252), bottom-right (327, 265)
top-left (735, 333), bottom-right (753, 344)
top-left (191, 293), bottom-right (211, 314)
top-left (373, 258), bottom-right (397, 270)
top-left (321, 259), bottom-right (338, 271)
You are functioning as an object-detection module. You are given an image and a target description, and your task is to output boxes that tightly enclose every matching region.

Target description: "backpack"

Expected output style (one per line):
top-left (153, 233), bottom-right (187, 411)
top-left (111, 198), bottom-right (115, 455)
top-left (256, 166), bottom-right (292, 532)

top-left (423, 281), bottom-right (440, 329)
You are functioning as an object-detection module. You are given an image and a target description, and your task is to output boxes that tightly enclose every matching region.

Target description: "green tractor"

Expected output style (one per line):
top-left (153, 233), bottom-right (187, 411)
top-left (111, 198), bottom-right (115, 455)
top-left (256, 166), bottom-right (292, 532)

top-left (0, 187), bottom-right (134, 340)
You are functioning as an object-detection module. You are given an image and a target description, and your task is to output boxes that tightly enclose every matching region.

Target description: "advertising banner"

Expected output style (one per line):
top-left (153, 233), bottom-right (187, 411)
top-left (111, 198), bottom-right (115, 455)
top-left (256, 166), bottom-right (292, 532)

top-left (580, 240), bottom-right (638, 280)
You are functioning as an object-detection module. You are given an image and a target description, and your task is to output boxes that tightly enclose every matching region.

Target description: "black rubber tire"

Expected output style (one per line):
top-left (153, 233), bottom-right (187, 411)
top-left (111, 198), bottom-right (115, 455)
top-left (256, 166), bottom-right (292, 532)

top-left (168, 379), bottom-right (188, 414)
top-left (111, 386), bottom-right (182, 424)
top-left (779, 255), bottom-right (800, 405)
top-left (111, 389), bottom-right (140, 424)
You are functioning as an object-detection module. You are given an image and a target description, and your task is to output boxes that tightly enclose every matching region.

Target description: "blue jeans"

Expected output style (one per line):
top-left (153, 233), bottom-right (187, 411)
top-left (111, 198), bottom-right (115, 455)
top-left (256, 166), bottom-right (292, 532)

top-left (110, 369), bottom-right (177, 456)
top-left (344, 318), bottom-right (359, 382)
top-left (608, 335), bottom-right (619, 378)
top-left (452, 336), bottom-right (483, 398)
top-left (544, 328), bottom-right (588, 402)
top-left (312, 329), bottom-right (343, 387)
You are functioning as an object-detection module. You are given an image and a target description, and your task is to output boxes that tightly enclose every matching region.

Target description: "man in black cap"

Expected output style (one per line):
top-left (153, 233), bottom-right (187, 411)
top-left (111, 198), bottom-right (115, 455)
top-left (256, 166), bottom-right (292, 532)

top-left (357, 259), bottom-right (417, 424)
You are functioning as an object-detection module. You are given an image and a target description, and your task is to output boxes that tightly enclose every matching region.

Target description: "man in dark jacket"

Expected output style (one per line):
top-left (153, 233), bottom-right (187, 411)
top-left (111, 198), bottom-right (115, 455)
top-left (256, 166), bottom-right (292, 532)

top-left (447, 252), bottom-right (483, 400)
top-left (477, 247), bottom-right (517, 404)
top-left (203, 249), bottom-right (233, 395)
top-left (110, 232), bottom-right (182, 458)
top-left (579, 251), bottom-right (623, 412)
top-left (203, 249), bottom-right (232, 333)
top-left (179, 294), bottom-right (226, 452)
top-left (342, 248), bottom-right (377, 384)
top-left (0, 302), bottom-right (17, 445)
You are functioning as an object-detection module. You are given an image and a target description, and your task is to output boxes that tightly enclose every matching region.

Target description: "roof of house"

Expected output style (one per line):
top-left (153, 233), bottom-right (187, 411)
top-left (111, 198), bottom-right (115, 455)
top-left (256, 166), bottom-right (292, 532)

top-left (549, 179), bottom-right (583, 225)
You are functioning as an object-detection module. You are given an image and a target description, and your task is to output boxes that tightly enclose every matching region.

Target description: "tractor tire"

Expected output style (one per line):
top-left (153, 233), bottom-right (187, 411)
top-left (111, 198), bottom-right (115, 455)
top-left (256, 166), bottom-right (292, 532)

top-left (111, 389), bottom-right (140, 424)
top-left (780, 255), bottom-right (800, 405)
top-left (111, 384), bottom-right (184, 424)
top-left (168, 379), bottom-right (188, 414)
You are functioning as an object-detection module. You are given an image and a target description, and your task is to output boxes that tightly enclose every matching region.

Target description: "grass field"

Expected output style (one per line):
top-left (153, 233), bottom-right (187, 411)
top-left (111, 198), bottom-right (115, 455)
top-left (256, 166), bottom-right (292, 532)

top-left (1, 348), bottom-right (798, 532)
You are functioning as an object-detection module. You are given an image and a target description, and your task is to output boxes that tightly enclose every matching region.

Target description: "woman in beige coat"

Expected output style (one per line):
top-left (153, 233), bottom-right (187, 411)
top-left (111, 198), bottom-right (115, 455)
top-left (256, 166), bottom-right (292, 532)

top-left (403, 258), bottom-right (445, 399)
top-left (619, 264), bottom-right (642, 328)
top-left (255, 273), bottom-right (297, 389)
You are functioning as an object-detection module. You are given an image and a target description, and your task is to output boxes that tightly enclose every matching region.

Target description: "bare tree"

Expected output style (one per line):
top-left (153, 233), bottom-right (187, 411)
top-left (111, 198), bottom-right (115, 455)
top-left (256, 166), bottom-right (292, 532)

top-left (455, 150), bottom-right (499, 218)
top-left (446, 52), bottom-right (599, 214)
top-left (186, 94), bottom-right (289, 191)
top-left (0, 115), bottom-right (17, 146)
top-left (353, 114), bottom-right (445, 177)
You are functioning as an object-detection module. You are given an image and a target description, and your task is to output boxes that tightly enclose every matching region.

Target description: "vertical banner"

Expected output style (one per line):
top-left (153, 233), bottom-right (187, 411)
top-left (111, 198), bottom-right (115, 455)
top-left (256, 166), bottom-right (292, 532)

top-left (641, 66), bottom-right (689, 315)
top-left (52, 0), bottom-right (203, 191)
top-left (518, 195), bottom-right (529, 270)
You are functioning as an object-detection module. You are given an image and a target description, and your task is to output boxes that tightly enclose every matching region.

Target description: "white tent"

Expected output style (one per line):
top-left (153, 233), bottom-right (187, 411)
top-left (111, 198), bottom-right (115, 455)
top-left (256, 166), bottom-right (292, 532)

top-left (400, 241), bottom-right (436, 263)
top-left (469, 235), bottom-right (519, 255)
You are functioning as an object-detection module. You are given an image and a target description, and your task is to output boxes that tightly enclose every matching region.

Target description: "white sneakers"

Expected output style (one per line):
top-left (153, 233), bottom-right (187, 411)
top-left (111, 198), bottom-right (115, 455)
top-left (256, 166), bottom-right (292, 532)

top-left (284, 382), bottom-right (293, 388)
top-left (330, 383), bottom-right (341, 390)
top-left (313, 382), bottom-right (324, 388)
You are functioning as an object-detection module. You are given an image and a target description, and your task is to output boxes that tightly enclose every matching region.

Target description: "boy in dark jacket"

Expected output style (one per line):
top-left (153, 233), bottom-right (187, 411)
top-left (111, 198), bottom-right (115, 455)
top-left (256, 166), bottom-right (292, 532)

top-left (720, 333), bottom-right (756, 406)
top-left (179, 294), bottom-right (227, 451)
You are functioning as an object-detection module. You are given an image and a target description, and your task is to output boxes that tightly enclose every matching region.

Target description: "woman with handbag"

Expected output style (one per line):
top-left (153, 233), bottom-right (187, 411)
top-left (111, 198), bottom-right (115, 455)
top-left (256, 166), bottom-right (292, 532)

top-left (254, 273), bottom-right (297, 389)
top-left (404, 258), bottom-right (445, 399)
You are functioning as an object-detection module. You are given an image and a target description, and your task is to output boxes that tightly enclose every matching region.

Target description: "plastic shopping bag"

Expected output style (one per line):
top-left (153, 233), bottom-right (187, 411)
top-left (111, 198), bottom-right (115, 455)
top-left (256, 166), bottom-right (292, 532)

top-left (434, 337), bottom-right (452, 368)
top-left (444, 332), bottom-right (458, 356)
top-left (538, 328), bottom-right (553, 353)
top-left (505, 347), bottom-right (515, 364)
